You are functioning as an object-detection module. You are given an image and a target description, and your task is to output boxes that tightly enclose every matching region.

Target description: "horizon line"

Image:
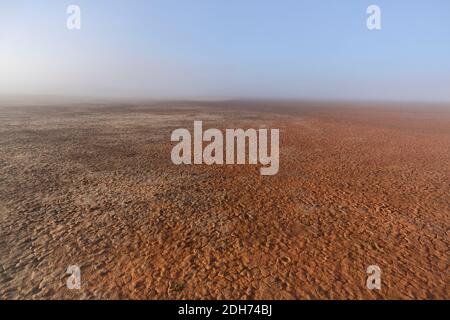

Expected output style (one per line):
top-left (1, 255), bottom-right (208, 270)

top-left (1, 94), bottom-right (450, 107)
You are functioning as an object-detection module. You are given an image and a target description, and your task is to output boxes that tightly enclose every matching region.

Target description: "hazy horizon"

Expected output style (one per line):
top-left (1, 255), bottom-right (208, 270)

top-left (1, 0), bottom-right (450, 102)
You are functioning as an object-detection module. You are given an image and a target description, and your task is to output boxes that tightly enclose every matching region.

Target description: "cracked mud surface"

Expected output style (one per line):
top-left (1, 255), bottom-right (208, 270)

top-left (0, 101), bottom-right (449, 299)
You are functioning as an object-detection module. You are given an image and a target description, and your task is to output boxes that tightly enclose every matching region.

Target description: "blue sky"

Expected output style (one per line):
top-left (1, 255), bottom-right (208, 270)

top-left (1, 0), bottom-right (449, 101)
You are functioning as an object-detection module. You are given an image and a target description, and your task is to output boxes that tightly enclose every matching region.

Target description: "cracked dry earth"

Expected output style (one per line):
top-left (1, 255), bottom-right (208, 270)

top-left (0, 101), bottom-right (449, 299)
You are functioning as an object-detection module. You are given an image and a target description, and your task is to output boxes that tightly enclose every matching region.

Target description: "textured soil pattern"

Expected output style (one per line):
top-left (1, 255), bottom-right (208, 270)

top-left (0, 101), bottom-right (448, 299)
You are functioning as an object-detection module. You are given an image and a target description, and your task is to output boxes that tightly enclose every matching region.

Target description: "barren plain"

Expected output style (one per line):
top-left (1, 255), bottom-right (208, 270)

top-left (0, 100), bottom-right (448, 299)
